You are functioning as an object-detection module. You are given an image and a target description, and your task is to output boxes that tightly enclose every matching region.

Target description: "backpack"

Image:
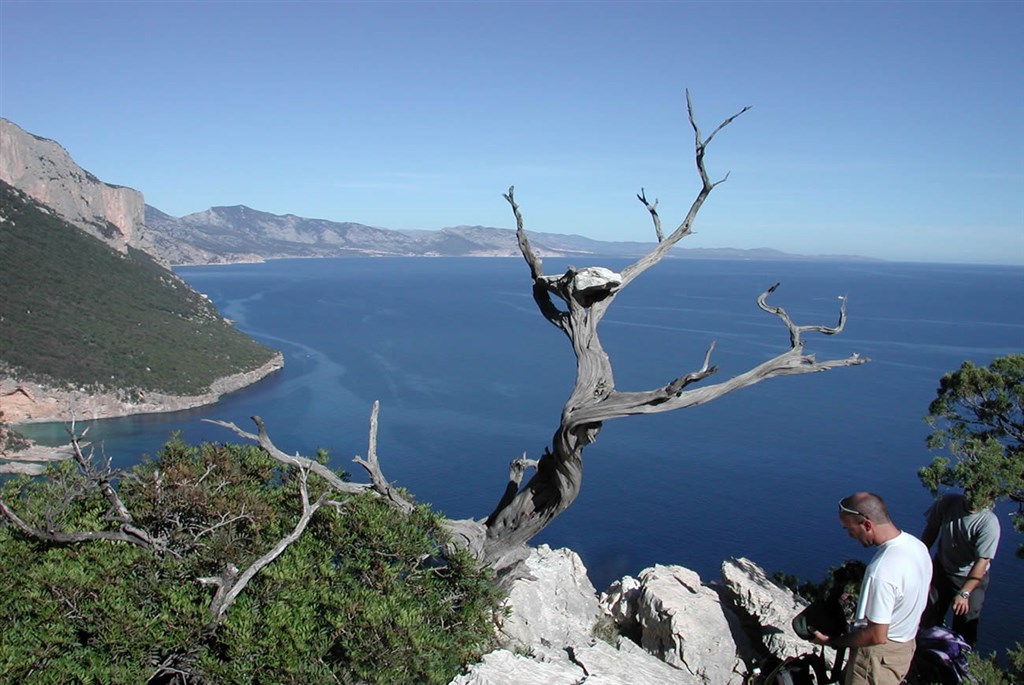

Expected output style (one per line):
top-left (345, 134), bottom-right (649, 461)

top-left (791, 560), bottom-right (866, 641)
top-left (903, 626), bottom-right (972, 685)
top-left (751, 652), bottom-right (833, 685)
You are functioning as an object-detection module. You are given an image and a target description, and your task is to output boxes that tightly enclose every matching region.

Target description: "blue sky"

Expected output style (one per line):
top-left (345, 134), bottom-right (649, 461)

top-left (1, 1), bottom-right (1021, 264)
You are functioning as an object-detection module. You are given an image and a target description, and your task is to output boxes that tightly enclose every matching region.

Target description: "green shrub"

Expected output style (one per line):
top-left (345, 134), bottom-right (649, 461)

top-left (0, 438), bottom-right (502, 683)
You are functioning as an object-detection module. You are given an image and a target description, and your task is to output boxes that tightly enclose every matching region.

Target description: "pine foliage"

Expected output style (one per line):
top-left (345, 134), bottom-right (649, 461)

top-left (0, 438), bottom-right (502, 683)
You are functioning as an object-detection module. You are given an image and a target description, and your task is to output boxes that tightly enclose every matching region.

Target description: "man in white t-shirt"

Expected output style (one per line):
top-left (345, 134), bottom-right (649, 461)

top-left (812, 492), bottom-right (932, 685)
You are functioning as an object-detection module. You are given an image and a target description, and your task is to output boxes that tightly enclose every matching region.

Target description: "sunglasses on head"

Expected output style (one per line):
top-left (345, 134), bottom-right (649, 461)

top-left (839, 499), bottom-right (869, 519)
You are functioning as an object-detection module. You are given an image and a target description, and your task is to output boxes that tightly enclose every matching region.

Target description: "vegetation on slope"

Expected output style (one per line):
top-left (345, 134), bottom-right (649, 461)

top-left (0, 180), bottom-right (277, 396)
top-left (0, 438), bottom-right (501, 683)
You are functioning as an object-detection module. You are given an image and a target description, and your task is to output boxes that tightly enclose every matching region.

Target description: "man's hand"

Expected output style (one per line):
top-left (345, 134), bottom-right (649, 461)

top-left (811, 629), bottom-right (830, 646)
top-left (952, 594), bottom-right (970, 616)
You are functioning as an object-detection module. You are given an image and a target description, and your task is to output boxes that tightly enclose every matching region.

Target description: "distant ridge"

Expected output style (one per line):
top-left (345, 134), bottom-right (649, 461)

top-left (145, 204), bottom-right (881, 266)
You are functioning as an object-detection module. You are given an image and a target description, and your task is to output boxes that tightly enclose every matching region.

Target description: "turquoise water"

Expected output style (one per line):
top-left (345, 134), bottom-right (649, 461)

top-left (19, 257), bottom-right (1024, 654)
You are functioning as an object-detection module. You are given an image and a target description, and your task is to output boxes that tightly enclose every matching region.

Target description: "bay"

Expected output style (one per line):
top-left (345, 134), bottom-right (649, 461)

top-left (20, 257), bottom-right (1024, 655)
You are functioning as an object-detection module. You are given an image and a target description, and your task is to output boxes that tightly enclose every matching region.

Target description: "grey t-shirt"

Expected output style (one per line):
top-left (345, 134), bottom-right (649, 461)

top-left (925, 494), bottom-right (1000, 576)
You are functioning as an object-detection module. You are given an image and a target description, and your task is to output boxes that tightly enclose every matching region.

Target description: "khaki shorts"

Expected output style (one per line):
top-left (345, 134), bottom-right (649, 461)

top-left (843, 639), bottom-right (916, 685)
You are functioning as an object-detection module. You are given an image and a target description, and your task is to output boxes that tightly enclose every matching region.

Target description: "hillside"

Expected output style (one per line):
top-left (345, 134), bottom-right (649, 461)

top-left (144, 205), bottom-right (599, 263)
top-left (145, 205), bottom-right (877, 265)
top-left (0, 180), bottom-right (280, 420)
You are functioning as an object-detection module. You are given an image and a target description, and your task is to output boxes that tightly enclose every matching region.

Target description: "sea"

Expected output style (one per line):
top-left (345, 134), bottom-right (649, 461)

top-left (19, 256), bottom-right (1024, 656)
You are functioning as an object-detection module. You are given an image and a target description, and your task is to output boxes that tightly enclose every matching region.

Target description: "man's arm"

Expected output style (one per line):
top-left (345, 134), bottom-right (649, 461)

top-left (812, 621), bottom-right (889, 649)
top-left (952, 557), bottom-right (991, 615)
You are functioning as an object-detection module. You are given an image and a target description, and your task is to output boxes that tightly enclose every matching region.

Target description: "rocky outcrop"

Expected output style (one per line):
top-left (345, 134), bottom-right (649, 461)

top-left (622, 565), bottom-right (748, 683)
top-left (453, 549), bottom-right (826, 685)
top-left (453, 546), bottom-right (692, 685)
top-left (721, 557), bottom-right (833, 661)
top-left (1, 353), bottom-right (283, 425)
top-left (0, 118), bottom-right (154, 258)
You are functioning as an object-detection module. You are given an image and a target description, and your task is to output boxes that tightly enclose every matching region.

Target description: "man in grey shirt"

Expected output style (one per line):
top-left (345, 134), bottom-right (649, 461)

top-left (920, 491), bottom-right (1001, 646)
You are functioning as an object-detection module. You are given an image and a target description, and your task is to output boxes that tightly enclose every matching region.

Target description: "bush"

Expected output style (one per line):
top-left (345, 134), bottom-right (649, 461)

top-left (0, 438), bottom-right (502, 683)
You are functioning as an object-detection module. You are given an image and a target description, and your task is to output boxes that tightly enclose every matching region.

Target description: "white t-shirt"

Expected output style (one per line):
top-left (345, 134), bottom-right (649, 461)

top-left (854, 531), bottom-right (932, 643)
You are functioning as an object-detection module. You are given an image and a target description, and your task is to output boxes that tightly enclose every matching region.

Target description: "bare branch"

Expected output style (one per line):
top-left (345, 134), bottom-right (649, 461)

top-left (194, 511), bottom-right (254, 539)
top-left (637, 188), bottom-right (664, 242)
top-left (0, 497), bottom-right (170, 552)
top-left (568, 289), bottom-right (864, 426)
top-left (619, 93), bottom-right (750, 289)
top-left (207, 411), bottom-right (415, 513)
top-left (504, 186), bottom-right (543, 281)
top-left (205, 416), bottom-right (361, 495)
top-left (203, 468), bottom-right (328, 626)
top-left (665, 341), bottom-right (718, 395)
top-left (0, 418), bottom-right (176, 557)
top-left (505, 186), bottom-right (572, 334)
top-left (353, 401), bottom-right (415, 514)
top-left (65, 423), bottom-right (133, 524)
top-left (757, 284), bottom-right (849, 348)
top-left (485, 453), bottom-right (539, 527)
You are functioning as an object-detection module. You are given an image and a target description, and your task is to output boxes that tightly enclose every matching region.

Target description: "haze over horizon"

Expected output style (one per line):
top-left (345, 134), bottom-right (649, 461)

top-left (1, 1), bottom-right (1021, 265)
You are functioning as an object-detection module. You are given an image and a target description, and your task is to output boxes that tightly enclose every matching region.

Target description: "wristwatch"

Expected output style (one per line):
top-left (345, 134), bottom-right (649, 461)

top-left (957, 591), bottom-right (971, 600)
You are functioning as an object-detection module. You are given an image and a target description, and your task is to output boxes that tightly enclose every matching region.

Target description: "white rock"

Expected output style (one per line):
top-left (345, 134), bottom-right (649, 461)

top-left (634, 564), bottom-right (746, 684)
top-left (572, 266), bottom-right (622, 293)
top-left (449, 649), bottom-right (588, 685)
top-left (720, 557), bottom-right (814, 659)
top-left (457, 546), bottom-right (702, 685)
top-left (452, 639), bottom-right (693, 685)
top-left (599, 574), bottom-right (642, 633)
top-left (496, 544), bottom-right (600, 649)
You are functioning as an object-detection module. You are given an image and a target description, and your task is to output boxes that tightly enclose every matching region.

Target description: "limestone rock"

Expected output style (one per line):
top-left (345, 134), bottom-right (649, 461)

top-left (451, 639), bottom-right (691, 685)
top-left (720, 557), bottom-right (815, 659)
top-left (1, 353), bottom-right (283, 425)
top-left (0, 118), bottom-right (153, 258)
top-left (458, 546), bottom-right (699, 685)
top-left (455, 551), bottom-right (844, 685)
top-left (633, 564), bottom-right (746, 684)
top-left (599, 573), bottom-right (642, 634)
top-left (496, 544), bottom-right (601, 649)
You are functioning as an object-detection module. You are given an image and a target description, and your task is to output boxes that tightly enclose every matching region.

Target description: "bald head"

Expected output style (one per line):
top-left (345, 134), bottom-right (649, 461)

top-left (840, 492), bottom-right (892, 524)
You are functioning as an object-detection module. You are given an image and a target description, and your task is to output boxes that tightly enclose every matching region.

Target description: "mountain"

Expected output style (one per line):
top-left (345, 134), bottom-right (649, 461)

top-left (144, 204), bottom-right (420, 264)
top-left (143, 205), bottom-right (715, 263)
top-left (145, 206), bottom-right (878, 265)
top-left (0, 123), bottom-right (281, 425)
top-left (0, 118), bottom-right (158, 259)
top-left (144, 206), bottom-right (570, 263)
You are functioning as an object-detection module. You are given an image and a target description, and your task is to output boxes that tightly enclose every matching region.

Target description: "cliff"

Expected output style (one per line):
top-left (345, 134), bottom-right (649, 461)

top-left (0, 118), bottom-right (157, 259)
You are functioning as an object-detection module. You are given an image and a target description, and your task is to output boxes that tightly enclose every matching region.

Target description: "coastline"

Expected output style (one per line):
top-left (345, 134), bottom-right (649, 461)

top-left (2, 353), bottom-right (284, 426)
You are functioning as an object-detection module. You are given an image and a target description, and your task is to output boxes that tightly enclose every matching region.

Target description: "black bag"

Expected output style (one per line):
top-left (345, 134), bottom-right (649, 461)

top-left (781, 560), bottom-right (864, 685)
top-left (753, 652), bottom-right (832, 685)
top-left (791, 560), bottom-right (866, 641)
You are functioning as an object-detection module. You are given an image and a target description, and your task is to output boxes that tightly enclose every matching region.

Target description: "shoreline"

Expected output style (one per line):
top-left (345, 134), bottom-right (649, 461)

top-left (2, 353), bottom-right (284, 426)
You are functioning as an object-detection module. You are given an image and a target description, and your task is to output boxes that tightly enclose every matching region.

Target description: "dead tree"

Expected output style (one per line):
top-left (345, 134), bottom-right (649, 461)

top-left (202, 92), bottom-right (865, 579)
top-left (469, 91), bottom-right (868, 571)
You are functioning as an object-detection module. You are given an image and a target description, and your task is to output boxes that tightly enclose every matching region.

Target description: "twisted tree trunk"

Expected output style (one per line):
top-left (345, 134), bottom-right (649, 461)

top-left (476, 92), bottom-right (867, 571)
